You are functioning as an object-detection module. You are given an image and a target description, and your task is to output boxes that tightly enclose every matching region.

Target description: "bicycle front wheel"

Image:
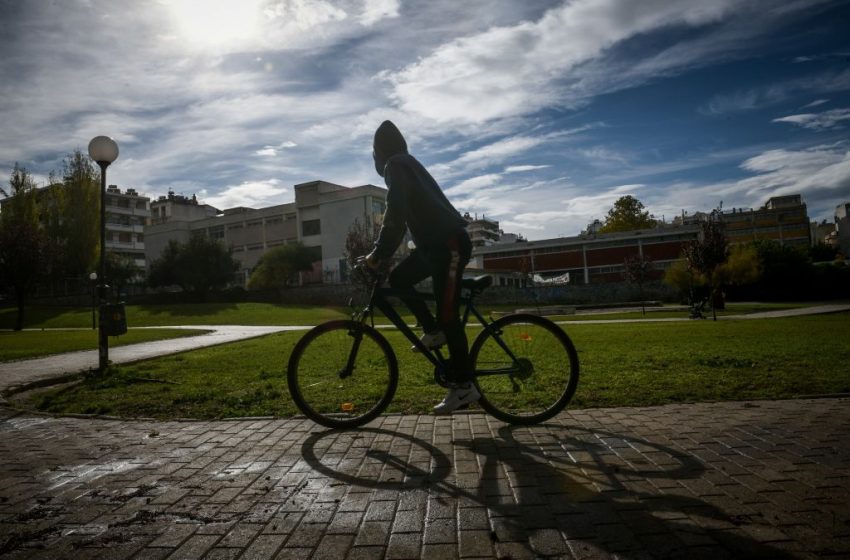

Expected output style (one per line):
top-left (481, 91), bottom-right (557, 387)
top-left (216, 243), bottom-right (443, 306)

top-left (287, 320), bottom-right (398, 429)
top-left (471, 314), bottom-right (579, 425)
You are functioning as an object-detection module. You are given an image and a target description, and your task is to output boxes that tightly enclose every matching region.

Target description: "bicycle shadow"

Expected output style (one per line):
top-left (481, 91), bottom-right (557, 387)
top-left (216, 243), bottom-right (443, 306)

top-left (301, 422), bottom-right (794, 558)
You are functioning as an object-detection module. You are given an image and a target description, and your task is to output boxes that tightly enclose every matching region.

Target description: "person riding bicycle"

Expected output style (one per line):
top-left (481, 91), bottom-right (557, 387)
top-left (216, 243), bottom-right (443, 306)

top-left (363, 120), bottom-right (479, 415)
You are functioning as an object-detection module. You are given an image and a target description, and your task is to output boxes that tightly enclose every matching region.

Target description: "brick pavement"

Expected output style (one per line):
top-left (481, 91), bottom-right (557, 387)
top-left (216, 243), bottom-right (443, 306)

top-left (1, 398), bottom-right (848, 559)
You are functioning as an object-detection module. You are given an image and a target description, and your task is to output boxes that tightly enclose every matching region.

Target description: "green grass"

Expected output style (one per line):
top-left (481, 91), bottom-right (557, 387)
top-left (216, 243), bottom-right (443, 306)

top-left (540, 302), bottom-right (808, 322)
top-left (0, 328), bottom-right (213, 362)
top-left (25, 312), bottom-right (850, 419)
top-left (0, 301), bottom-right (806, 330)
top-left (0, 303), bottom-right (351, 329)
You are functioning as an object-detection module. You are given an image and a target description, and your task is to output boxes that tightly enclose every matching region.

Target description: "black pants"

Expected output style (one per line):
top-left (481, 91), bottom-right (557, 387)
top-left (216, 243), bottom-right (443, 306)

top-left (388, 230), bottom-right (473, 383)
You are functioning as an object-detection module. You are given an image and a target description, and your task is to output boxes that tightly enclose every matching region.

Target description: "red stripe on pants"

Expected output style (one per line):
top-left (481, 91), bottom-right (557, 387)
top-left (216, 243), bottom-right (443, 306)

top-left (440, 235), bottom-right (461, 323)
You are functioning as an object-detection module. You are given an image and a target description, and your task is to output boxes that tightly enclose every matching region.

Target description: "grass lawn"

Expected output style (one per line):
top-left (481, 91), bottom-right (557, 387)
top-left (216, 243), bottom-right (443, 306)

top-left (0, 303), bottom-right (352, 329)
top-left (0, 301), bottom-right (806, 330)
top-left (24, 312), bottom-right (850, 419)
top-left (0, 328), bottom-right (212, 362)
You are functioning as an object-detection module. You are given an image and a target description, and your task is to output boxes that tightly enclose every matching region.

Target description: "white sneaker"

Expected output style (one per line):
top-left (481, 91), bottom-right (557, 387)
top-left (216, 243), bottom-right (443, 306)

top-left (411, 330), bottom-right (446, 352)
top-left (433, 382), bottom-right (480, 415)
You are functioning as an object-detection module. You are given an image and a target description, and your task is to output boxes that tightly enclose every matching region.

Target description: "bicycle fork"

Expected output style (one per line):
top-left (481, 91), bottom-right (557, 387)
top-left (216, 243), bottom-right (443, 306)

top-left (339, 325), bottom-right (364, 379)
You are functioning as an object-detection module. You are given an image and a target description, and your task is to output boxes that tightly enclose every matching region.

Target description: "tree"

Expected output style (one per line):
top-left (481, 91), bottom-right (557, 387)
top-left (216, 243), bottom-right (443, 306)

top-left (105, 252), bottom-right (139, 297)
top-left (57, 150), bottom-right (100, 279)
top-left (247, 243), bottom-right (314, 293)
top-left (343, 217), bottom-right (383, 287)
top-left (810, 242), bottom-right (838, 263)
top-left (750, 240), bottom-right (811, 300)
top-left (682, 217), bottom-right (728, 320)
top-left (147, 240), bottom-right (181, 289)
top-left (675, 215), bottom-right (762, 319)
top-left (148, 234), bottom-right (239, 299)
top-left (599, 195), bottom-right (657, 233)
top-left (622, 254), bottom-right (654, 315)
top-left (0, 164), bottom-right (49, 330)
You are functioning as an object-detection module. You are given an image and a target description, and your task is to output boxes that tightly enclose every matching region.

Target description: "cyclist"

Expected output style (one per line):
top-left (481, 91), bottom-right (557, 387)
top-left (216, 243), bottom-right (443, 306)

top-left (363, 120), bottom-right (479, 414)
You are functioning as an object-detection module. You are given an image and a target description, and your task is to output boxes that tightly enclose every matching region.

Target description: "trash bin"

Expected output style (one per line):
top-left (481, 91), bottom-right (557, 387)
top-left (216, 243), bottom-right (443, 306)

top-left (101, 303), bottom-right (128, 336)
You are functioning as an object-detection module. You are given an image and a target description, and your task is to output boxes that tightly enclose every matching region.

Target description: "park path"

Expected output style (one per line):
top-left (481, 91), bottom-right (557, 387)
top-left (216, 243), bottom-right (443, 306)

top-left (0, 326), bottom-right (308, 394)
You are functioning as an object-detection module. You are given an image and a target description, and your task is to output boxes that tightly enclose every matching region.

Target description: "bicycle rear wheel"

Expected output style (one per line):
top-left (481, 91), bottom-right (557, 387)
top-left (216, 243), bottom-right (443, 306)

top-left (471, 313), bottom-right (579, 425)
top-left (287, 320), bottom-right (398, 429)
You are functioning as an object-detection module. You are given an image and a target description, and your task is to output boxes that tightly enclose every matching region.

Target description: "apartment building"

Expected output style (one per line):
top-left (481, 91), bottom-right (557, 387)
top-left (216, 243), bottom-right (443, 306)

top-left (150, 191), bottom-right (220, 225)
top-left (104, 185), bottom-right (150, 276)
top-left (836, 201), bottom-right (850, 256)
top-left (145, 180), bottom-right (387, 285)
top-left (463, 213), bottom-right (500, 247)
top-left (677, 195), bottom-right (811, 248)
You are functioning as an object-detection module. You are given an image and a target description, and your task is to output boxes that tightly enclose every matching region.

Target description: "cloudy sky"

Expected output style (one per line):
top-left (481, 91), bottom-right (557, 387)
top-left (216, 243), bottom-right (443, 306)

top-left (2, 0), bottom-right (849, 240)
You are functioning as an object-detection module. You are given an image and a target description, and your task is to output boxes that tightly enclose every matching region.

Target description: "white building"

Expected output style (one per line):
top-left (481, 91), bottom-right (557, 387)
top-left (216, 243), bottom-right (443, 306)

top-left (104, 185), bottom-right (150, 278)
top-left (836, 202), bottom-right (850, 256)
top-left (145, 180), bottom-right (387, 285)
top-left (463, 212), bottom-right (500, 247)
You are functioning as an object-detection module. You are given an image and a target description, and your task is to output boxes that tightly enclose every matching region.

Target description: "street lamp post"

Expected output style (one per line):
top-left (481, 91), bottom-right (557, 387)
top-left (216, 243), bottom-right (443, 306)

top-left (88, 136), bottom-right (119, 371)
top-left (89, 272), bottom-right (98, 330)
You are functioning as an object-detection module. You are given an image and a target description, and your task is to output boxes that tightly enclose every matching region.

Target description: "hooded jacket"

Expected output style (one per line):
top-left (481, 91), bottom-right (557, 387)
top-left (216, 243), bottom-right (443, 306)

top-left (371, 121), bottom-right (467, 260)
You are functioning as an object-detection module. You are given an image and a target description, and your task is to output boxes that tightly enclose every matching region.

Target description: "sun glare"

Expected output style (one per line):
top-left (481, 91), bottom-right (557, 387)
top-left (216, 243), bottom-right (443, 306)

top-left (166, 0), bottom-right (263, 50)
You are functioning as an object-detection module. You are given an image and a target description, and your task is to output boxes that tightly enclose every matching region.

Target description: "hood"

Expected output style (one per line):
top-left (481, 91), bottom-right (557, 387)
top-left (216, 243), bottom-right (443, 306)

top-left (373, 120), bottom-right (408, 177)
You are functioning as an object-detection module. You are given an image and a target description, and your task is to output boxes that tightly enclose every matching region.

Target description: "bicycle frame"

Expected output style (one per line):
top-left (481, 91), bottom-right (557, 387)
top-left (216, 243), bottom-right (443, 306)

top-left (351, 272), bottom-right (524, 378)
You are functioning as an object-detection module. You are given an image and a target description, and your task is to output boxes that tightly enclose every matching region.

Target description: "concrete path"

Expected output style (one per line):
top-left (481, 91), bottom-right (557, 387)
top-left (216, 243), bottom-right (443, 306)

top-left (553, 303), bottom-right (850, 325)
top-left (0, 398), bottom-right (848, 558)
top-left (0, 326), bottom-right (309, 393)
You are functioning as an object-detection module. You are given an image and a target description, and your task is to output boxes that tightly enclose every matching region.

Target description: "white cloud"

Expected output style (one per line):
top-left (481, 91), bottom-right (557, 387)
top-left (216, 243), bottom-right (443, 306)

top-left (802, 98), bottom-right (829, 109)
top-left (647, 144), bottom-right (850, 222)
top-left (504, 164), bottom-right (551, 173)
top-left (203, 179), bottom-right (290, 209)
top-left (700, 69), bottom-right (850, 115)
top-left (387, 0), bottom-right (758, 124)
top-left (445, 173), bottom-right (503, 196)
top-left (255, 141), bottom-right (298, 157)
top-left (505, 184), bottom-right (643, 231)
top-left (359, 0), bottom-right (400, 26)
top-left (575, 146), bottom-right (630, 167)
top-left (772, 108), bottom-right (850, 130)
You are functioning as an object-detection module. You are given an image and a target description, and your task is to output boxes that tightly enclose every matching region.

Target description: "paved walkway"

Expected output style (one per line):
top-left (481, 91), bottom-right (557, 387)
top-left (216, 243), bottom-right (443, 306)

top-left (1, 398), bottom-right (848, 558)
top-left (0, 326), bottom-right (308, 393)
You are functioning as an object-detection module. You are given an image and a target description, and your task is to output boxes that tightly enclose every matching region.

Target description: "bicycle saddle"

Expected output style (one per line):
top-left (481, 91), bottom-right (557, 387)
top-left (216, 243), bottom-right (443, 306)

top-left (462, 275), bottom-right (493, 292)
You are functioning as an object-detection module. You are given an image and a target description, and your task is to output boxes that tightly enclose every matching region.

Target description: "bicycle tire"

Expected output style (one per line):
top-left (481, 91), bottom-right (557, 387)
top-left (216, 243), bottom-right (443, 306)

top-left (471, 313), bottom-right (579, 425)
top-left (287, 320), bottom-right (398, 429)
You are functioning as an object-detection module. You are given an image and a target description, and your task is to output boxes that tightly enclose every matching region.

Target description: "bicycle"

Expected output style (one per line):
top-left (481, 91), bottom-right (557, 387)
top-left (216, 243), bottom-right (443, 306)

top-left (287, 266), bottom-right (580, 429)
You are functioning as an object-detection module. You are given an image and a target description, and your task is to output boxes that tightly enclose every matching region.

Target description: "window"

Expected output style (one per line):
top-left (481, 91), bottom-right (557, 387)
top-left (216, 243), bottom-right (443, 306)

top-left (136, 200), bottom-right (147, 210)
top-left (372, 200), bottom-right (385, 215)
top-left (228, 223), bottom-right (243, 231)
top-left (137, 233), bottom-right (144, 242)
top-left (209, 226), bottom-right (224, 239)
top-left (302, 219), bottom-right (321, 236)
top-left (118, 232), bottom-right (132, 243)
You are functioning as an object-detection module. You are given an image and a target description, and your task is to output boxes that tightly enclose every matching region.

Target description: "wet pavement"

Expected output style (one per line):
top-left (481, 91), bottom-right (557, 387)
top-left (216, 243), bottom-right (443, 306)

top-left (1, 398), bottom-right (848, 559)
